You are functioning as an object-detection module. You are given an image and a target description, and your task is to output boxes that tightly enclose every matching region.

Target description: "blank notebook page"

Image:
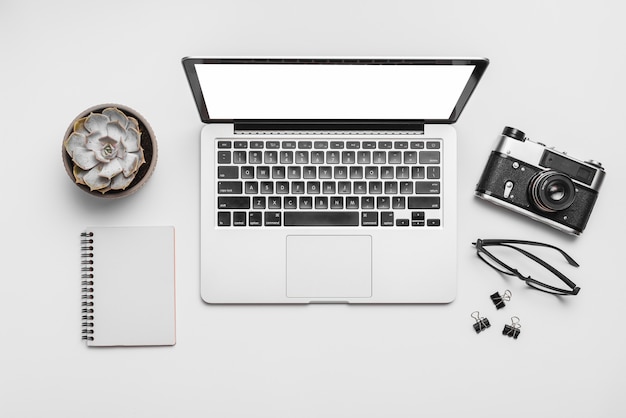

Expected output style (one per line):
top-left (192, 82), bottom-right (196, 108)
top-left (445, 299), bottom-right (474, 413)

top-left (84, 226), bottom-right (176, 347)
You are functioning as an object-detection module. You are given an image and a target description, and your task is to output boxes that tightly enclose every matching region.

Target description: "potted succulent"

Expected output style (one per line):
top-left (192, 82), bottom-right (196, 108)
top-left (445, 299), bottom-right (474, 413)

top-left (63, 104), bottom-right (157, 198)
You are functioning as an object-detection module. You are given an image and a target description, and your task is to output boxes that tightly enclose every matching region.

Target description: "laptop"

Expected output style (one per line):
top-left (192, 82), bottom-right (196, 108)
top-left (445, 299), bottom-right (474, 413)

top-left (182, 57), bottom-right (489, 303)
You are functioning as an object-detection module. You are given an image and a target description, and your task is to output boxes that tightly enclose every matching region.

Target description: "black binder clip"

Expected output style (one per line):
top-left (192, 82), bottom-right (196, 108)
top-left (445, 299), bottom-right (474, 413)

top-left (471, 311), bottom-right (491, 334)
top-left (490, 290), bottom-right (512, 310)
top-left (502, 316), bottom-right (521, 339)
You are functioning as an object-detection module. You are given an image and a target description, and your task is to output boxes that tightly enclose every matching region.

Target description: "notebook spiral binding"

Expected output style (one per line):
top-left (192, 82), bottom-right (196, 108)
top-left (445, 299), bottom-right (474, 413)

top-left (81, 232), bottom-right (95, 341)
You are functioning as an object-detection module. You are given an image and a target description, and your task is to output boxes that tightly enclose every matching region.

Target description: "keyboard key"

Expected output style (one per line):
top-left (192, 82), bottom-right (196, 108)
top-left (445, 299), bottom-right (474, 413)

top-left (266, 141), bottom-right (280, 149)
top-left (253, 196), bottom-right (266, 209)
top-left (381, 166), bottom-right (394, 179)
top-left (392, 196), bottom-right (405, 209)
top-left (217, 151), bottom-right (231, 164)
top-left (315, 196), bottom-right (328, 209)
top-left (427, 167), bottom-right (441, 179)
top-left (272, 166), bottom-right (285, 179)
top-left (379, 141), bottom-right (392, 149)
top-left (347, 141), bottom-right (360, 149)
top-left (396, 219), bottom-right (409, 226)
top-left (280, 151), bottom-right (294, 164)
top-left (284, 197), bottom-right (297, 209)
top-left (369, 182), bottom-right (382, 194)
top-left (284, 212), bottom-right (359, 226)
top-left (385, 181), bottom-right (398, 194)
top-left (233, 212), bottom-right (246, 226)
top-left (282, 141), bottom-right (296, 149)
top-left (408, 197), bottom-right (440, 209)
top-left (298, 141), bottom-right (312, 149)
top-left (295, 151), bottom-right (309, 164)
top-left (326, 151), bottom-right (340, 164)
top-left (249, 151), bottom-right (262, 164)
top-left (412, 166), bottom-right (425, 179)
top-left (217, 212), bottom-right (231, 226)
top-left (346, 197), bottom-right (359, 209)
top-left (354, 182), bottom-right (367, 194)
top-left (299, 196), bottom-right (313, 209)
top-left (218, 197), bottom-right (250, 209)
top-left (303, 166), bottom-right (316, 179)
top-left (410, 141), bottom-right (425, 149)
top-left (396, 166), bottom-right (409, 179)
top-left (265, 212), bottom-right (282, 226)
top-left (307, 181), bottom-right (320, 194)
top-left (415, 181), bottom-right (440, 194)
top-left (288, 166), bottom-right (301, 179)
top-left (404, 151), bottom-right (417, 164)
top-left (249, 212), bottom-right (262, 226)
top-left (218, 166), bottom-right (238, 179)
top-left (419, 151), bottom-right (440, 164)
top-left (357, 151), bottom-right (371, 164)
top-left (361, 196), bottom-right (374, 209)
top-left (334, 166), bottom-right (348, 179)
top-left (268, 197), bottom-right (281, 209)
top-left (389, 151), bottom-right (402, 164)
top-left (233, 151), bottom-right (246, 164)
top-left (319, 167), bottom-right (332, 179)
top-left (292, 182), bottom-right (305, 194)
top-left (377, 196), bottom-right (390, 209)
top-left (311, 151), bottom-right (324, 164)
top-left (241, 166), bottom-right (254, 179)
top-left (381, 212), bottom-right (394, 226)
top-left (276, 181), bottom-right (289, 194)
top-left (394, 141), bottom-right (408, 149)
top-left (260, 182), bottom-right (273, 194)
top-left (426, 141), bottom-right (441, 149)
top-left (338, 182), bottom-right (351, 194)
top-left (322, 181), bottom-right (336, 194)
top-left (245, 181), bottom-right (258, 194)
top-left (400, 182), bottom-right (413, 194)
top-left (234, 141), bottom-right (248, 149)
top-left (363, 141), bottom-right (376, 149)
top-left (373, 151), bottom-right (386, 164)
top-left (427, 219), bottom-right (441, 226)
top-left (361, 212), bottom-right (378, 226)
top-left (250, 141), bottom-right (264, 149)
top-left (330, 141), bottom-right (344, 149)
top-left (217, 141), bottom-right (231, 148)
top-left (264, 151), bottom-right (278, 164)
top-left (350, 166), bottom-right (363, 179)
top-left (330, 197), bottom-right (343, 209)
top-left (217, 181), bottom-right (242, 194)
top-left (365, 166), bottom-right (378, 179)
top-left (314, 141), bottom-right (328, 149)
top-left (257, 166), bottom-right (270, 179)
top-left (342, 151), bottom-right (356, 164)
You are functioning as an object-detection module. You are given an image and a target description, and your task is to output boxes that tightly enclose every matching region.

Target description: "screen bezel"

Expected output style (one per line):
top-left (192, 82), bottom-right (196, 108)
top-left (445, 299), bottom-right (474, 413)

top-left (182, 57), bottom-right (489, 126)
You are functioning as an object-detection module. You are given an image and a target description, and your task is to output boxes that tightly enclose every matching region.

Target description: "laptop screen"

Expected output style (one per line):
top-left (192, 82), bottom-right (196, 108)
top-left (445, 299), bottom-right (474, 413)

top-left (183, 58), bottom-right (488, 124)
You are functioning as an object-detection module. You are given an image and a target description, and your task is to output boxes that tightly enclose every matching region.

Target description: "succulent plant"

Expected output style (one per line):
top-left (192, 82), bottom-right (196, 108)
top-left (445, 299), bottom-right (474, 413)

top-left (64, 107), bottom-right (145, 193)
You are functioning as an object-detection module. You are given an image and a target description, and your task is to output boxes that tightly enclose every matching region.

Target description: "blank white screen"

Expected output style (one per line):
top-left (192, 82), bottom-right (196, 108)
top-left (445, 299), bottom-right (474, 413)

top-left (195, 63), bottom-right (475, 120)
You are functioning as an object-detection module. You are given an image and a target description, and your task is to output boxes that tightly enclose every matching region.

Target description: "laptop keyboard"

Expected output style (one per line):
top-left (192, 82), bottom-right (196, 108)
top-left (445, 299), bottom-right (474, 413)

top-left (215, 139), bottom-right (442, 227)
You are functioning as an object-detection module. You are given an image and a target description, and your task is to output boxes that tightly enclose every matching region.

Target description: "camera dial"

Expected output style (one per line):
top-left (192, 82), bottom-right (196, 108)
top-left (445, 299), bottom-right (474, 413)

top-left (502, 126), bottom-right (526, 141)
top-left (529, 170), bottom-right (576, 213)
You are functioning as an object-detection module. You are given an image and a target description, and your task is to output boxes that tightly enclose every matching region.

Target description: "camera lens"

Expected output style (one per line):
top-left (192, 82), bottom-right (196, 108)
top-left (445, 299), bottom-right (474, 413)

top-left (529, 171), bottom-right (576, 212)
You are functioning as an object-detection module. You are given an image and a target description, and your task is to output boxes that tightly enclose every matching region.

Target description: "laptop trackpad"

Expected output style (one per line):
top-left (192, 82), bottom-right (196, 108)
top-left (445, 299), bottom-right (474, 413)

top-left (286, 235), bottom-right (372, 298)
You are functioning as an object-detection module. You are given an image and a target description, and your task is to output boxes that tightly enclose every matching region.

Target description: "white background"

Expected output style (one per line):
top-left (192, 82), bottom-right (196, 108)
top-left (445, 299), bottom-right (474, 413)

top-left (1, 1), bottom-right (624, 417)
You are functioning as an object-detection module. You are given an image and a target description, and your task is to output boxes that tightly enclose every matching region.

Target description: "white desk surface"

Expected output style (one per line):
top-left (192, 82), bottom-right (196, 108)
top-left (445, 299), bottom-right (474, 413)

top-left (1, 1), bottom-right (625, 417)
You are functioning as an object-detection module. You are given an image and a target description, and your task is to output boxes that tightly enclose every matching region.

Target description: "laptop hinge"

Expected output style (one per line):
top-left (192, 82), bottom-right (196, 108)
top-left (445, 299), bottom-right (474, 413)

top-left (234, 120), bottom-right (425, 134)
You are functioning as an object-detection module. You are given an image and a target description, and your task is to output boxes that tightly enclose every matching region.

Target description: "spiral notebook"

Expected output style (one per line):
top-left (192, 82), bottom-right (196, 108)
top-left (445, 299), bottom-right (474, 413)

top-left (81, 226), bottom-right (176, 346)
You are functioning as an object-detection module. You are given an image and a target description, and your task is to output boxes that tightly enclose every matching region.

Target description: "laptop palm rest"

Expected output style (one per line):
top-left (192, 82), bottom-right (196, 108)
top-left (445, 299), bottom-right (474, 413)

top-left (286, 235), bottom-right (372, 299)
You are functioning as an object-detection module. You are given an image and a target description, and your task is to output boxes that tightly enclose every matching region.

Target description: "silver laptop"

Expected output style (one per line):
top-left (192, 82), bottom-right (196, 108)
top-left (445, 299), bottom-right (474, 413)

top-left (182, 57), bottom-right (488, 303)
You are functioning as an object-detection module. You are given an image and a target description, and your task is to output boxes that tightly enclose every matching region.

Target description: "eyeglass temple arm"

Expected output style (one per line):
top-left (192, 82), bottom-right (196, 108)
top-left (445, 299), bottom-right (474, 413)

top-left (499, 243), bottom-right (579, 290)
top-left (477, 239), bottom-right (579, 267)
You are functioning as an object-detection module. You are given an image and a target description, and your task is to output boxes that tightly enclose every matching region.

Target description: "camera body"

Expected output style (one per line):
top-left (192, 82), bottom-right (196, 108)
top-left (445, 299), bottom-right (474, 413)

top-left (475, 127), bottom-right (605, 235)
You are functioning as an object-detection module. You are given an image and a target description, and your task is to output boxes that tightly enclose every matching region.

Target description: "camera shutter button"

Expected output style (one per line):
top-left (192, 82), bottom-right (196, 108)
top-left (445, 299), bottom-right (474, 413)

top-left (504, 181), bottom-right (514, 199)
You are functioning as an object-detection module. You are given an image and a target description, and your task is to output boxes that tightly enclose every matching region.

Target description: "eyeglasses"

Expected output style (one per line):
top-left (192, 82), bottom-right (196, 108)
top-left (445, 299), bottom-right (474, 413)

top-left (472, 239), bottom-right (581, 296)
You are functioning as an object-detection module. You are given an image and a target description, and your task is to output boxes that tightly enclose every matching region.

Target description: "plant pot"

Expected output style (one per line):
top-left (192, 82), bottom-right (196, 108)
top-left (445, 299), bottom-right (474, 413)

top-left (62, 103), bottom-right (157, 198)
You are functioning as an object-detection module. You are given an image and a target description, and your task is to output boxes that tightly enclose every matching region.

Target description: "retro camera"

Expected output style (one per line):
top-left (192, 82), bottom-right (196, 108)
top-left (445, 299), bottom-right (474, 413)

top-left (475, 127), bottom-right (605, 235)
